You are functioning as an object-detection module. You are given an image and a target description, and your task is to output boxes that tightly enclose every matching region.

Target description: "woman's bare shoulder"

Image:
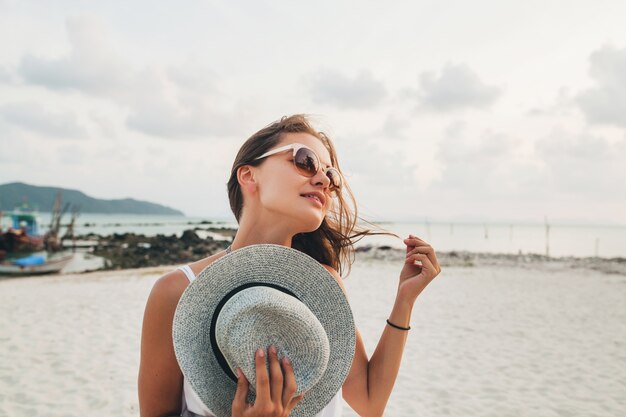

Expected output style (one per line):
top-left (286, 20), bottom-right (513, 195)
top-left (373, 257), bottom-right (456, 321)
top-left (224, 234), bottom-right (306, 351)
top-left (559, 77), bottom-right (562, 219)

top-left (321, 263), bottom-right (349, 293)
top-left (321, 264), bottom-right (342, 280)
top-left (150, 251), bottom-right (226, 304)
top-left (149, 270), bottom-right (188, 305)
top-left (187, 250), bottom-right (227, 276)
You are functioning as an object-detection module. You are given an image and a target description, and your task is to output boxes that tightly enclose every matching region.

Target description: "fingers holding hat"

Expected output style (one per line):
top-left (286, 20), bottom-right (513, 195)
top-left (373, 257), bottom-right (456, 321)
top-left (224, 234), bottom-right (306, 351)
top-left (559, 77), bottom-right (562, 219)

top-left (281, 356), bottom-right (302, 409)
top-left (232, 348), bottom-right (299, 417)
top-left (254, 348), bottom-right (272, 406)
top-left (232, 368), bottom-right (250, 415)
top-left (268, 345), bottom-right (284, 406)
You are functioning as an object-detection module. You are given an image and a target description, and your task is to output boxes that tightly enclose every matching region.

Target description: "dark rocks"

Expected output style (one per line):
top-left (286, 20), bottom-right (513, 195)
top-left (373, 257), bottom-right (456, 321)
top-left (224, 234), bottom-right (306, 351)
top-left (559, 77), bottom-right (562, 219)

top-left (180, 230), bottom-right (202, 245)
top-left (88, 229), bottom-right (230, 270)
top-left (353, 246), bottom-right (626, 275)
top-left (206, 227), bottom-right (237, 238)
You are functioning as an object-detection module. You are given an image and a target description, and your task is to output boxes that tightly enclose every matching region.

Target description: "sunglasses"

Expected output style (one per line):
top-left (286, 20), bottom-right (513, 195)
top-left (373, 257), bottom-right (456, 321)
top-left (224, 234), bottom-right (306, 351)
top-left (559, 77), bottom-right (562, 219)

top-left (254, 143), bottom-right (342, 191)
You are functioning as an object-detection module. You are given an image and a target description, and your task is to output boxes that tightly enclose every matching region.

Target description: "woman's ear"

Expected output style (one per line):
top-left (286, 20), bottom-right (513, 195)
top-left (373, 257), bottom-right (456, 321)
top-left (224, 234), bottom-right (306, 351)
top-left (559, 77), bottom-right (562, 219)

top-left (237, 165), bottom-right (258, 194)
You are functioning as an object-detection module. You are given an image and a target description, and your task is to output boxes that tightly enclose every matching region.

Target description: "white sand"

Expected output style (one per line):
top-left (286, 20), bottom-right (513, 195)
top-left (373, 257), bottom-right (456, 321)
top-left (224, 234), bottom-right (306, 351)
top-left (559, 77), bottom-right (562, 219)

top-left (1, 260), bottom-right (625, 417)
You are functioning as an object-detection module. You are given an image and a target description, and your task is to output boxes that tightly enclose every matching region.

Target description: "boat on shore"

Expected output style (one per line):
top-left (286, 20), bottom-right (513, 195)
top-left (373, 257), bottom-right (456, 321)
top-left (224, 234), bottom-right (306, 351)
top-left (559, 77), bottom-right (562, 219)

top-left (0, 207), bottom-right (45, 254)
top-left (0, 253), bottom-right (74, 276)
top-left (1, 201), bottom-right (76, 276)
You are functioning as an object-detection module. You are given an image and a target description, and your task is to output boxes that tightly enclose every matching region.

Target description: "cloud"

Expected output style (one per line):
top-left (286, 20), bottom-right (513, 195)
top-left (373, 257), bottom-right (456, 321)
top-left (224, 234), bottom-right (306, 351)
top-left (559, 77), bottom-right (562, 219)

top-left (308, 69), bottom-right (386, 109)
top-left (527, 87), bottom-right (576, 117)
top-left (123, 66), bottom-right (249, 138)
top-left (378, 114), bottom-right (412, 139)
top-left (89, 112), bottom-right (118, 138)
top-left (57, 144), bottom-right (87, 164)
top-left (411, 63), bottom-right (501, 111)
top-left (434, 121), bottom-right (626, 204)
top-left (0, 65), bottom-right (16, 83)
top-left (18, 17), bottom-right (130, 95)
top-left (0, 101), bottom-right (87, 138)
top-left (534, 129), bottom-right (626, 197)
top-left (434, 122), bottom-right (541, 197)
top-left (342, 139), bottom-right (415, 188)
top-left (576, 44), bottom-right (626, 128)
top-left (11, 16), bottom-right (243, 139)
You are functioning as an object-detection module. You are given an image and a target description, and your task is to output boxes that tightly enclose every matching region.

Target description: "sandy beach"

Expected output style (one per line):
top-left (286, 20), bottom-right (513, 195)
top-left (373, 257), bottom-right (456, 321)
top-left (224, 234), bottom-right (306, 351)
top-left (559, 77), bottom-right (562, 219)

top-left (1, 256), bottom-right (625, 417)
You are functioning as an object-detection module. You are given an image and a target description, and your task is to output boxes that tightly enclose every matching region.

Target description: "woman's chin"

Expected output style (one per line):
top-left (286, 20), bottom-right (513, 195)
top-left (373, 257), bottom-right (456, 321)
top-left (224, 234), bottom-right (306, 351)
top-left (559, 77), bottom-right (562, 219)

top-left (293, 199), bottom-right (324, 227)
top-left (297, 212), bottom-right (324, 233)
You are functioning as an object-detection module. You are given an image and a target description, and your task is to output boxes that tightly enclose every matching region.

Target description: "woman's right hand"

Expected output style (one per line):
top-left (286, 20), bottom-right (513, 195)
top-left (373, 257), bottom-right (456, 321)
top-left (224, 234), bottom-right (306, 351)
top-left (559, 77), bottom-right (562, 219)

top-left (232, 345), bottom-right (304, 417)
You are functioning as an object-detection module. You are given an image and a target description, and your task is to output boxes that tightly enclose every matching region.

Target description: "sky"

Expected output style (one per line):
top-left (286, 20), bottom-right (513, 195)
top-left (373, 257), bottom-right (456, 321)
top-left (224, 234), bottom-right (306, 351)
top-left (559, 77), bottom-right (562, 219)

top-left (1, 0), bottom-right (625, 224)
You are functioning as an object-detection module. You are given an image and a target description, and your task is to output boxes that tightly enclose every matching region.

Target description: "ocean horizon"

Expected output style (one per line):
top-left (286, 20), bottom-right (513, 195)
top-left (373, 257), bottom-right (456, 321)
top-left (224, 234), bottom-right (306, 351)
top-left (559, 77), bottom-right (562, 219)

top-left (3, 213), bottom-right (624, 259)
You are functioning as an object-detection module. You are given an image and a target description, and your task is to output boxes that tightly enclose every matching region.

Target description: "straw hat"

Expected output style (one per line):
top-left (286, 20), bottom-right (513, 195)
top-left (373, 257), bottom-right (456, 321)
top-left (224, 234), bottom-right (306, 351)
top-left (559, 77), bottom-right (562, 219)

top-left (173, 244), bottom-right (356, 417)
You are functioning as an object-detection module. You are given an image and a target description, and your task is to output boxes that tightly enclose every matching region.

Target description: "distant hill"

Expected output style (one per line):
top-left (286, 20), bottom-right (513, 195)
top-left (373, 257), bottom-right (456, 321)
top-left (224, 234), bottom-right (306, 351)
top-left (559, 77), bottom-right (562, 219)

top-left (0, 182), bottom-right (184, 215)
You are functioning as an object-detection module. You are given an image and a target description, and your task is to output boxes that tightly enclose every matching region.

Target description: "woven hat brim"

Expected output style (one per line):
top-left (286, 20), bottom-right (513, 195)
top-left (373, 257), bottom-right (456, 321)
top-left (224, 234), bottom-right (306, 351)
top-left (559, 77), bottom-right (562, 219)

top-left (173, 244), bottom-right (356, 417)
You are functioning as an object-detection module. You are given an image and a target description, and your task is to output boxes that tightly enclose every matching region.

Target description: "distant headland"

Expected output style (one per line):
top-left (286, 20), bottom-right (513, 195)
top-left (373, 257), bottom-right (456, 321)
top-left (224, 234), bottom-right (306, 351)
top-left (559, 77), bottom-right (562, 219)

top-left (0, 182), bottom-right (184, 215)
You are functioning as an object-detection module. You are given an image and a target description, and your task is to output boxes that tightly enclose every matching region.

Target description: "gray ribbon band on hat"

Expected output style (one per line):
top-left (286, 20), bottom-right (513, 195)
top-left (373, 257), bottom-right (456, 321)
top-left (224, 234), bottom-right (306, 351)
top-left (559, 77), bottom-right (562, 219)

top-left (209, 282), bottom-right (299, 382)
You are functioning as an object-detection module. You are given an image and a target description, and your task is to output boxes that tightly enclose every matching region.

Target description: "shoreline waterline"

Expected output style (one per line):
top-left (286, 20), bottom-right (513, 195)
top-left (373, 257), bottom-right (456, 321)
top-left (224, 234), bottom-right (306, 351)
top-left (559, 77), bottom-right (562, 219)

top-left (4, 213), bottom-right (625, 258)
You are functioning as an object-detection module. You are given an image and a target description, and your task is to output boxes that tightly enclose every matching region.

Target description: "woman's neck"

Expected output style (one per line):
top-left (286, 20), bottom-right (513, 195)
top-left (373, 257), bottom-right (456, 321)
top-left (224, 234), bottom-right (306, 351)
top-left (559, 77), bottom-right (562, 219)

top-left (229, 213), bottom-right (296, 251)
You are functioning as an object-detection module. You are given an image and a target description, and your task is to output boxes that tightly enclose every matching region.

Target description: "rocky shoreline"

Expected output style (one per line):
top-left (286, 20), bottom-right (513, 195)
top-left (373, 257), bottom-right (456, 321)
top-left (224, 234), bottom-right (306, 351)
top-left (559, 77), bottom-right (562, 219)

top-left (355, 245), bottom-right (626, 276)
top-left (73, 227), bottom-right (234, 270)
top-left (65, 228), bottom-right (626, 276)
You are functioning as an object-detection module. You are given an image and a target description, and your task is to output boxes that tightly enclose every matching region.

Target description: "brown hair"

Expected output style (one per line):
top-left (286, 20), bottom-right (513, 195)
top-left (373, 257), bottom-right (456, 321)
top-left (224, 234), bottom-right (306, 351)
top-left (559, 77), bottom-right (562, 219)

top-left (227, 114), bottom-right (398, 277)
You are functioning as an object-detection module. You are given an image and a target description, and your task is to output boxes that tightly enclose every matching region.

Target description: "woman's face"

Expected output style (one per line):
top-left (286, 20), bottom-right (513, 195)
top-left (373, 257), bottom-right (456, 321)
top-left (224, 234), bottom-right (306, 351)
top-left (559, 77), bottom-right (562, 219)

top-left (254, 132), bottom-right (335, 233)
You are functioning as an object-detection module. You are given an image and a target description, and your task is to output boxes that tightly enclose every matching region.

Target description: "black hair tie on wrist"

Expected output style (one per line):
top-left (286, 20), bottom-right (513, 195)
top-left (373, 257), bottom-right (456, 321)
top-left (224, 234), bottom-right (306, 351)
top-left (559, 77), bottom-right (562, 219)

top-left (386, 319), bottom-right (411, 331)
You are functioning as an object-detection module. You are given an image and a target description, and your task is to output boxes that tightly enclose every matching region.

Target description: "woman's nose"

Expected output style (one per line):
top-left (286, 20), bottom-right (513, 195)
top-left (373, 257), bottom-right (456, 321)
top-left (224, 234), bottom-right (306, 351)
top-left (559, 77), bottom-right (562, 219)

top-left (312, 168), bottom-right (331, 188)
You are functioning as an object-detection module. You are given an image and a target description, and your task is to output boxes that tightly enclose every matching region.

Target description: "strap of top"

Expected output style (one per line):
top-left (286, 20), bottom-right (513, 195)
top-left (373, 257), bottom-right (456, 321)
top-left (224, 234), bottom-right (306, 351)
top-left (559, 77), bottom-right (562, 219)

top-left (177, 246), bottom-right (231, 284)
top-left (177, 265), bottom-right (196, 283)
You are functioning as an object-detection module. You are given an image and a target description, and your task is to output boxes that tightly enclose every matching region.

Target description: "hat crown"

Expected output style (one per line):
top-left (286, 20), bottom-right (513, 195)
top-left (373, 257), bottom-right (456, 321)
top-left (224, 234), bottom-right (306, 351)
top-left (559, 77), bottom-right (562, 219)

top-left (215, 286), bottom-right (330, 396)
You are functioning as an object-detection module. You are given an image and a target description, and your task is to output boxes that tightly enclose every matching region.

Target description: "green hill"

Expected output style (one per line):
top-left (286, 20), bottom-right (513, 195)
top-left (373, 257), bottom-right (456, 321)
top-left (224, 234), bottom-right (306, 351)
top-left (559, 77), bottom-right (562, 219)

top-left (0, 182), bottom-right (184, 215)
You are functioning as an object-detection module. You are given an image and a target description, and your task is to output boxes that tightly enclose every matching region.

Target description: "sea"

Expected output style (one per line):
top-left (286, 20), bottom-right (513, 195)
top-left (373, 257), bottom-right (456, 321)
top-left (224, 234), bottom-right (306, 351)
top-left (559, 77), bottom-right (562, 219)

top-left (3, 213), bottom-right (625, 259)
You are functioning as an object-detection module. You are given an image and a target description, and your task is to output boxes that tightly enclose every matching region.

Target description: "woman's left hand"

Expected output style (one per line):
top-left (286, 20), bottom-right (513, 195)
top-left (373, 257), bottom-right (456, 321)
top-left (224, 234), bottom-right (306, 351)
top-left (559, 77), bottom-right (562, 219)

top-left (397, 235), bottom-right (441, 302)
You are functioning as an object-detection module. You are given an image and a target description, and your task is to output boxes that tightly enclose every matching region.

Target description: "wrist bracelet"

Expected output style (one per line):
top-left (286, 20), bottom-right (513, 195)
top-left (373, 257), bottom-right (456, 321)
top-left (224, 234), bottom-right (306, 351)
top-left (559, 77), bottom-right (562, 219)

top-left (386, 319), bottom-right (411, 331)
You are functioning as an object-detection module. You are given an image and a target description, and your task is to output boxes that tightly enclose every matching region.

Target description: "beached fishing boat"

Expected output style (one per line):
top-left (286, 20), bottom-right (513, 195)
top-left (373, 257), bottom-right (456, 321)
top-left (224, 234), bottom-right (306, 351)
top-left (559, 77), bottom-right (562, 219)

top-left (0, 206), bottom-right (45, 255)
top-left (1, 198), bottom-right (79, 275)
top-left (0, 253), bottom-right (74, 276)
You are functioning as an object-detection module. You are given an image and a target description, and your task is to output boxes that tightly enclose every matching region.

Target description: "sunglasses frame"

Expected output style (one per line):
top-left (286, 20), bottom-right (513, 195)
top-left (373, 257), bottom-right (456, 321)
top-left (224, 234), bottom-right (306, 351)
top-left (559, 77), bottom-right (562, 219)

top-left (253, 143), bottom-right (342, 191)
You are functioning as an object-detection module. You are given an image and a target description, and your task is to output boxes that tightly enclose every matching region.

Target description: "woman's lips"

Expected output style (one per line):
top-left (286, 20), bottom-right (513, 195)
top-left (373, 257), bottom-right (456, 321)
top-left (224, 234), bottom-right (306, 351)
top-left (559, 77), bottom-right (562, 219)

top-left (302, 195), bottom-right (323, 208)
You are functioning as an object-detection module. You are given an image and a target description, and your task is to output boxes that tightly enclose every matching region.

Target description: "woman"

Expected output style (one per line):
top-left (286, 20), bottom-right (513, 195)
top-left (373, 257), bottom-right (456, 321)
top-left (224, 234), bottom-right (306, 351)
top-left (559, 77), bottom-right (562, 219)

top-left (138, 114), bottom-right (441, 417)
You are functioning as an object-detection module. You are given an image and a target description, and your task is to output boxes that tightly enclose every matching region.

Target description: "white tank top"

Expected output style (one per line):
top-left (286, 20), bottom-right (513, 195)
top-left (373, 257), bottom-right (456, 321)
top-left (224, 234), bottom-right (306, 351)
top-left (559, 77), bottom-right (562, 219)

top-left (177, 265), bottom-right (344, 417)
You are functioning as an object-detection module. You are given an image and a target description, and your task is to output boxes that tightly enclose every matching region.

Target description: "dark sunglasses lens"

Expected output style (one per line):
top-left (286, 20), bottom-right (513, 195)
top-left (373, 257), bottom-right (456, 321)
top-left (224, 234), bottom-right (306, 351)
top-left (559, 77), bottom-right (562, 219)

top-left (294, 148), bottom-right (319, 176)
top-left (327, 168), bottom-right (342, 190)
